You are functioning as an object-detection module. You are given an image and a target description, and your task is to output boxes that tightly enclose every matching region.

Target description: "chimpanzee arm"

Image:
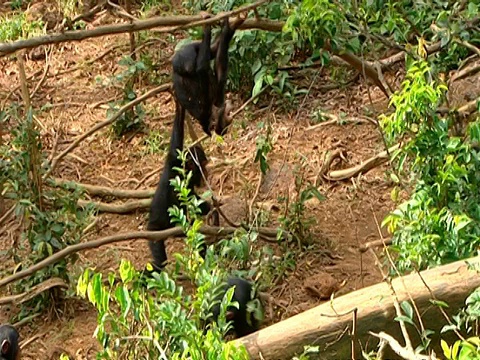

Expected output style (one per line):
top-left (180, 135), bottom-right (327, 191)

top-left (213, 24), bottom-right (229, 106)
top-left (196, 24), bottom-right (212, 73)
top-left (214, 17), bottom-right (246, 107)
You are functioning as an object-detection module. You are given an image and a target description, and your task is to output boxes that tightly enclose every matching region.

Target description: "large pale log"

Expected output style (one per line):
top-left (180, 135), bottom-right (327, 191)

top-left (234, 256), bottom-right (480, 359)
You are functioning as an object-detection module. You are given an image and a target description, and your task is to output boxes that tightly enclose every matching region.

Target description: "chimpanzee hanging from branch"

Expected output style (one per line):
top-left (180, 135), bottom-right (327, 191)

top-left (172, 13), bottom-right (246, 137)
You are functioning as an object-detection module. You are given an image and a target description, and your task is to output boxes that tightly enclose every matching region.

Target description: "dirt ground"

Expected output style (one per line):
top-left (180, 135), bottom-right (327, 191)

top-left (0, 5), bottom-right (401, 359)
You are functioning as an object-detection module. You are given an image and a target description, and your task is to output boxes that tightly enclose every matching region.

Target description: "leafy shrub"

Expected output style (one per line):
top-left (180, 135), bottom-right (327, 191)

top-left (0, 108), bottom-right (94, 314)
top-left (381, 58), bottom-right (480, 271)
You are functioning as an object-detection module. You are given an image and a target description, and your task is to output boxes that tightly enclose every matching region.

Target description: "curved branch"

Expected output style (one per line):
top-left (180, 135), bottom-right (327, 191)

top-left (326, 144), bottom-right (400, 181)
top-left (77, 198), bottom-right (151, 213)
top-left (45, 83), bottom-right (171, 178)
top-left (54, 178), bottom-right (156, 199)
top-left (0, 277), bottom-right (67, 305)
top-left (0, 1), bottom-right (276, 57)
top-left (0, 225), bottom-right (287, 288)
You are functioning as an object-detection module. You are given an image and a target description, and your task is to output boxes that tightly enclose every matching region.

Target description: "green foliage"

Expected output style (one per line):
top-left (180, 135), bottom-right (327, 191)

top-left (444, 287), bottom-right (480, 335)
top-left (381, 59), bottom-right (480, 272)
top-left (284, 0), bottom-right (480, 72)
top-left (0, 12), bottom-right (43, 41)
top-left (442, 287), bottom-right (480, 360)
top-left (78, 261), bottom-right (249, 359)
top-left (103, 57), bottom-right (148, 138)
top-left (77, 148), bottom-right (257, 359)
top-left (142, 129), bottom-right (169, 156)
top-left (254, 121), bottom-right (273, 175)
top-left (291, 346), bottom-right (320, 360)
top-left (0, 108), bottom-right (93, 314)
top-left (9, 0), bottom-right (30, 10)
top-left (285, 0), bottom-right (348, 52)
top-left (442, 337), bottom-right (480, 360)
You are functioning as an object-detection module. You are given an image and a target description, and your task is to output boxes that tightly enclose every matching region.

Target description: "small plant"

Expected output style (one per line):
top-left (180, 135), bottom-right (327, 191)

top-left (442, 337), bottom-right (480, 360)
top-left (381, 58), bottom-right (480, 272)
top-left (292, 346), bottom-right (320, 360)
top-left (56, 0), bottom-right (80, 18)
top-left (441, 287), bottom-right (480, 360)
top-left (101, 56), bottom-right (148, 138)
top-left (142, 129), bottom-right (168, 155)
top-left (278, 161), bottom-right (325, 249)
top-left (0, 13), bottom-right (43, 41)
top-left (254, 121), bottom-right (273, 175)
top-left (309, 108), bottom-right (330, 124)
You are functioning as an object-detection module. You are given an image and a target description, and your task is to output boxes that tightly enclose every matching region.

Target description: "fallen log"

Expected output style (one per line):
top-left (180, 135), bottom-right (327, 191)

top-left (233, 256), bottom-right (480, 359)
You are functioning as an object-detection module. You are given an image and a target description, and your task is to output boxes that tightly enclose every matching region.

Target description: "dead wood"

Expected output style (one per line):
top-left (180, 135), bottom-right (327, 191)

top-left (54, 178), bottom-right (155, 199)
top-left (317, 149), bottom-right (347, 185)
top-left (333, 49), bottom-right (390, 97)
top-left (375, 41), bottom-right (443, 70)
top-left (233, 255), bottom-right (480, 359)
top-left (359, 237), bottom-right (393, 253)
top-left (449, 59), bottom-right (480, 83)
top-left (0, 1), bottom-right (275, 57)
top-left (326, 144), bottom-right (400, 181)
top-left (78, 198), bottom-right (151, 213)
top-left (0, 226), bottom-right (287, 288)
top-left (457, 96), bottom-right (480, 116)
top-left (0, 277), bottom-right (67, 305)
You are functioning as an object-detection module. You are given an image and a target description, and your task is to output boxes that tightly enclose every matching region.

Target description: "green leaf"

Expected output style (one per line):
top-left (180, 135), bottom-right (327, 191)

top-left (394, 315), bottom-right (415, 326)
top-left (400, 301), bottom-right (414, 319)
top-left (441, 339), bottom-right (452, 359)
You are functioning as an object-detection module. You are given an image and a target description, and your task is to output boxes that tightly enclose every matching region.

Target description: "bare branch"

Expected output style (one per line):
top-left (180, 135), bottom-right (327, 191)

top-left (0, 225), bottom-right (286, 288)
top-left (54, 178), bottom-right (156, 199)
top-left (45, 83), bottom-right (171, 178)
top-left (0, 277), bottom-right (67, 305)
top-left (326, 144), bottom-right (400, 181)
top-left (369, 331), bottom-right (432, 360)
top-left (0, 1), bottom-right (277, 57)
top-left (77, 198), bottom-right (151, 213)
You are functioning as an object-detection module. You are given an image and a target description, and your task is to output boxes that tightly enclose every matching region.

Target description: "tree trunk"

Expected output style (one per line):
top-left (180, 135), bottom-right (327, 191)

top-left (233, 256), bottom-right (480, 359)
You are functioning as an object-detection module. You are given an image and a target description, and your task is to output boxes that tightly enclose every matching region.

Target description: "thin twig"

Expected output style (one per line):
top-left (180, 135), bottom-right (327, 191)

top-left (46, 84), bottom-right (171, 178)
top-left (0, 3), bottom-right (278, 57)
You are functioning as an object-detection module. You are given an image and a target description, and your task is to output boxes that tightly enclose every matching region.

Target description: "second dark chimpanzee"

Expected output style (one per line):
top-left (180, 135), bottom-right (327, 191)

top-left (172, 14), bottom-right (245, 136)
top-left (0, 325), bottom-right (20, 360)
top-left (147, 101), bottom-right (212, 272)
top-left (209, 277), bottom-right (262, 338)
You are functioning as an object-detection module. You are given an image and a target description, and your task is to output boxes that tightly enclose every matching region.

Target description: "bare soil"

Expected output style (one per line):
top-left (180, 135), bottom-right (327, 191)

top-left (0, 4), bottom-right (404, 359)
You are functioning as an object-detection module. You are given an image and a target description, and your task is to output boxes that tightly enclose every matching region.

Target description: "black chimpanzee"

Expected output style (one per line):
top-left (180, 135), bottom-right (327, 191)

top-left (172, 14), bottom-right (245, 136)
top-left (0, 325), bottom-right (20, 360)
top-left (147, 101), bottom-right (212, 272)
top-left (209, 277), bottom-right (262, 338)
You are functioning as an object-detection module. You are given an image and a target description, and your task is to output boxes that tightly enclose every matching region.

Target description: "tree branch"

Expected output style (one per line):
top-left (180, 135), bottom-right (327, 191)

top-left (0, 225), bottom-right (286, 288)
top-left (77, 198), bottom-right (151, 213)
top-left (0, 277), bottom-right (67, 305)
top-left (0, 1), bottom-right (277, 57)
top-left (54, 178), bottom-right (156, 199)
top-left (44, 83), bottom-right (171, 178)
